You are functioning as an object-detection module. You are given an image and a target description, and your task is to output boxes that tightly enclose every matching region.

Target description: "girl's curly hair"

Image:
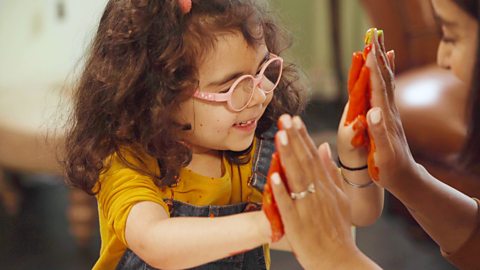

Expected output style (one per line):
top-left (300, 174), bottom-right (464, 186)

top-left (63, 0), bottom-right (307, 194)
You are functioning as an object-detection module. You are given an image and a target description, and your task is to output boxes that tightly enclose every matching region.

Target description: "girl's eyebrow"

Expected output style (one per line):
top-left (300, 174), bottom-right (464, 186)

top-left (206, 51), bottom-right (270, 88)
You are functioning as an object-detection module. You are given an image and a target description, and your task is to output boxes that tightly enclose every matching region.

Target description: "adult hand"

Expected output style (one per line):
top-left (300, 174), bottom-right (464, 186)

top-left (270, 114), bottom-right (379, 269)
top-left (365, 30), bottom-right (419, 190)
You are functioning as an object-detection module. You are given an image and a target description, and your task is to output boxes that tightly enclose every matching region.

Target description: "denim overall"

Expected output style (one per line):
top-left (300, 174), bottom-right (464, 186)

top-left (115, 126), bottom-right (277, 270)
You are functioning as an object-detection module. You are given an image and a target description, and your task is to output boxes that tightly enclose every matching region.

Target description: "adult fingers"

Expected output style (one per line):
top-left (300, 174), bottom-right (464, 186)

top-left (372, 31), bottom-right (393, 85)
top-left (372, 31), bottom-right (395, 104)
top-left (291, 116), bottom-right (332, 191)
top-left (365, 48), bottom-right (390, 120)
top-left (279, 115), bottom-right (316, 193)
top-left (292, 116), bottom-right (318, 159)
top-left (269, 172), bottom-right (300, 229)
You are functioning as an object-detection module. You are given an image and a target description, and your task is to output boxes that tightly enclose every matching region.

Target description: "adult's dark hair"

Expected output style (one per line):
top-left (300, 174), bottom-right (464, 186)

top-left (63, 0), bottom-right (306, 194)
top-left (453, 0), bottom-right (480, 173)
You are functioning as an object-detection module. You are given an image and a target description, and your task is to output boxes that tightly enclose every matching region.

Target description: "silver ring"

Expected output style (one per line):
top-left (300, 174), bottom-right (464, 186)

top-left (290, 183), bottom-right (316, 200)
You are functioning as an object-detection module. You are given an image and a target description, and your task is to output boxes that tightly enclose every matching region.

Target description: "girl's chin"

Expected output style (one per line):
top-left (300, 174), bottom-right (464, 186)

top-left (227, 135), bottom-right (255, 152)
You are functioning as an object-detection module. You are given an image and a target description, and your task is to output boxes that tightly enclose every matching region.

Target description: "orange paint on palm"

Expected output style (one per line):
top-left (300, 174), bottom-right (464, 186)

top-left (348, 52), bottom-right (365, 95)
top-left (262, 118), bottom-right (291, 242)
top-left (262, 153), bottom-right (286, 242)
top-left (367, 128), bottom-right (380, 181)
top-left (345, 28), bottom-right (382, 180)
top-left (351, 115), bottom-right (368, 147)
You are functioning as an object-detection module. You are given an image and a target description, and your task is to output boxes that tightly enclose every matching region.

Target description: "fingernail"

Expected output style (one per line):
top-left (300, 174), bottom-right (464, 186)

top-left (271, 173), bottom-right (281, 185)
top-left (282, 115), bottom-right (292, 129)
top-left (292, 116), bottom-right (302, 130)
top-left (322, 143), bottom-right (332, 159)
top-left (369, 108), bottom-right (382, 125)
top-left (278, 130), bottom-right (288, 145)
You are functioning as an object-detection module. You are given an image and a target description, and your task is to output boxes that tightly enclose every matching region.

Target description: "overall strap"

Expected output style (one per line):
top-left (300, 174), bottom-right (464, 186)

top-left (249, 124), bottom-right (277, 192)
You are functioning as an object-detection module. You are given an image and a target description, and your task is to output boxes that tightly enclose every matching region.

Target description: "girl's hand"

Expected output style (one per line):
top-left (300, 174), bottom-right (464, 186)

top-left (365, 30), bottom-right (418, 189)
top-left (337, 48), bottom-right (371, 173)
top-left (337, 102), bottom-right (369, 170)
top-left (270, 114), bottom-right (379, 269)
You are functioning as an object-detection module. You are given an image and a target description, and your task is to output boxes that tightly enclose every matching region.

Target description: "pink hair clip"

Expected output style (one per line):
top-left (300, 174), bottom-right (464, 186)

top-left (178, 0), bottom-right (192, 14)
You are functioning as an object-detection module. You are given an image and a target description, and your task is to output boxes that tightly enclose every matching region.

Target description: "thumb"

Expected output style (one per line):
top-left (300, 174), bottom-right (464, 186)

top-left (367, 107), bottom-right (392, 169)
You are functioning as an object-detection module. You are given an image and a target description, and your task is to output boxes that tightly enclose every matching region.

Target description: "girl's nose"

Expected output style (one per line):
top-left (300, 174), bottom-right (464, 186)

top-left (247, 83), bottom-right (267, 108)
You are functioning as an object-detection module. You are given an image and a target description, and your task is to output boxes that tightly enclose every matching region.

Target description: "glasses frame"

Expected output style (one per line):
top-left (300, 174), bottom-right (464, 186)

top-left (193, 53), bottom-right (284, 112)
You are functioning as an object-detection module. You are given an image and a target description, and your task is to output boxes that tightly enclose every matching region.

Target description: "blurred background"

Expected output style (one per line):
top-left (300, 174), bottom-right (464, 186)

top-left (1, 0), bottom-right (477, 269)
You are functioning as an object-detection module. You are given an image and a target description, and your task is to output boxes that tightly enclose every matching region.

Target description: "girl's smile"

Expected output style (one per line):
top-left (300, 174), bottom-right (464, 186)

top-left (232, 118), bottom-right (259, 132)
top-left (175, 32), bottom-right (273, 154)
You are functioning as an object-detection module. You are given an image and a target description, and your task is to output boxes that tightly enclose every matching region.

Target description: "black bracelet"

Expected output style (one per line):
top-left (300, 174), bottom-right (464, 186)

top-left (338, 157), bottom-right (368, 171)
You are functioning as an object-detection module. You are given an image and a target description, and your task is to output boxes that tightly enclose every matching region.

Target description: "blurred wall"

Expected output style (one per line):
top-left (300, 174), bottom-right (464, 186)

top-left (0, 0), bottom-right (370, 101)
top-left (0, 0), bottom-right (108, 89)
top-left (272, 0), bottom-right (371, 101)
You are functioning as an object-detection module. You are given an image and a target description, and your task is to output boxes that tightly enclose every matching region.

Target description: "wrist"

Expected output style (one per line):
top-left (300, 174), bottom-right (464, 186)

top-left (384, 161), bottom-right (423, 193)
top-left (338, 156), bottom-right (368, 171)
top-left (255, 210), bottom-right (273, 244)
top-left (340, 167), bottom-right (373, 186)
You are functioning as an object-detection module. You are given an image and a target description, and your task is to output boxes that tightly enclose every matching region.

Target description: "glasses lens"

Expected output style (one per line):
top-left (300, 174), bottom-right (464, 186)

top-left (231, 77), bottom-right (254, 110)
top-left (261, 58), bottom-right (282, 92)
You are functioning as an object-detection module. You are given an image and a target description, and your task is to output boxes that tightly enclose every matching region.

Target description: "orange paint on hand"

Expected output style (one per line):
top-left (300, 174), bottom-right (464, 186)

top-left (344, 28), bottom-right (382, 180)
top-left (348, 52), bottom-right (365, 95)
top-left (262, 118), bottom-right (291, 242)
top-left (345, 66), bottom-right (371, 126)
top-left (367, 128), bottom-right (380, 181)
top-left (262, 152), bottom-right (286, 242)
top-left (351, 115), bottom-right (368, 147)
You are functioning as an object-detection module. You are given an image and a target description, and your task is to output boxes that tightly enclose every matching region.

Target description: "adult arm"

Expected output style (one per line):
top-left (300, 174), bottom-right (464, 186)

top-left (365, 30), bottom-right (479, 257)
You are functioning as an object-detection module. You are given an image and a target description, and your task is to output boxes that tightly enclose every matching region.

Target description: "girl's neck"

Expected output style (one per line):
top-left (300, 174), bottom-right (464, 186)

top-left (186, 148), bottom-right (224, 178)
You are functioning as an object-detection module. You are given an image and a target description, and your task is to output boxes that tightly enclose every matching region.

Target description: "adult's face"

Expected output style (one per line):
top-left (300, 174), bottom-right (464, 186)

top-left (432, 0), bottom-right (478, 85)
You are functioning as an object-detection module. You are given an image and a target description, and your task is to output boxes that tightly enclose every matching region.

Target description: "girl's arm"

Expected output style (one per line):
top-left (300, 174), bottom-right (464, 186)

top-left (125, 201), bottom-right (271, 269)
top-left (341, 165), bottom-right (384, 226)
top-left (337, 107), bottom-right (384, 226)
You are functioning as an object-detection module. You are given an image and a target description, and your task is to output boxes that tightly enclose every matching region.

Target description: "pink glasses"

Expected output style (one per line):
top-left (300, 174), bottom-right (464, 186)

top-left (193, 53), bottom-right (283, 111)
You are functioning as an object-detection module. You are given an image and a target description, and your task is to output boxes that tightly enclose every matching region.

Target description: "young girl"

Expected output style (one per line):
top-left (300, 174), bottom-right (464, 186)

top-left (64, 0), bottom-right (383, 269)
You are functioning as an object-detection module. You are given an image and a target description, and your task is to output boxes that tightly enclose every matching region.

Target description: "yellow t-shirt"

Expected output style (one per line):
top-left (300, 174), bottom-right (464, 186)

top-left (92, 144), bottom-right (269, 270)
